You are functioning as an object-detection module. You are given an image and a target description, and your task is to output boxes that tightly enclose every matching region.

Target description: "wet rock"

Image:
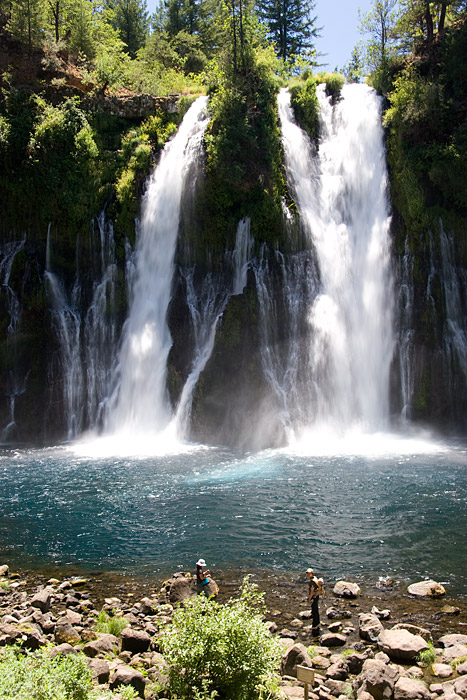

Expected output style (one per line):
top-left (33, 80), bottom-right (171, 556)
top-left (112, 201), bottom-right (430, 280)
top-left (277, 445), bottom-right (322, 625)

top-left (432, 664), bottom-right (454, 678)
top-left (440, 606), bottom-right (461, 616)
top-left (377, 629), bottom-right (428, 662)
top-left (393, 677), bottom-right (432, 700)
top-left (110, 665), bottom-right (146, 698)
top-left (333, 581), bottom-right (361, 598)
top-left (359, 613), bottom-right (384, 643)
top-left (354, 657), bottom-right (400, 700)
top-left (300, 609), bottom-right (313, 620)
top-left (280, 643), bottom-right (313, 677)
top-left (120, 627), bottom-right (151, 654)
top-left (407, 581), bottom-right (446, 598)
top-left (281, 628), bottom-right (299, 639)
top-left (371, 607), bottom-right (391, 621)
top-left (328, 622), bottom-right (343, 633)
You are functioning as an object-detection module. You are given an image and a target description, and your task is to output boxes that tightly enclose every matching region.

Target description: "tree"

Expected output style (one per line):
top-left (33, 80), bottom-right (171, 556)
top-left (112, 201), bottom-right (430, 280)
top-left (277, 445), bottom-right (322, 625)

top-left (395, 0), bottom-right (466, 52)
top-left (105, 0), bottom-right (149, 57)
top-left (358, 0), bottom-right (399, 92)
top-left (343, 43), bottom-right (365, 82)
top-left (6, 0), bottom-right (45, 49)
top-left (256, 0), bottom-right (320, 65)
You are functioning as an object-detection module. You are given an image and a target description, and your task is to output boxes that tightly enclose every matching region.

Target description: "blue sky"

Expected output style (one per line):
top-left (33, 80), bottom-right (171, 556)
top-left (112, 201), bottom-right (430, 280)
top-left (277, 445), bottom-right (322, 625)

top-left (314, 0), bottom-right (374, 71)
top-left (145, 0), bottom-right (375, 74)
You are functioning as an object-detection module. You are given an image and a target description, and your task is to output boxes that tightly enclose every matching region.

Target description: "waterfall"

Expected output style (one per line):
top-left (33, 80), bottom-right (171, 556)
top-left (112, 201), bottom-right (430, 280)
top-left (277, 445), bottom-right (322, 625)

top-left (83, 212), bottom-right (119, 429)
top-left (439, 221), bottom-right (467, 381)
top-left (232, 217), bottom-right (253, 294)
top-left (106, 96), bottom-right (210, 442)
top-left (0, 240), bottom-right (26, 441)
top-left (172, 268), bottom-right (230, 437)
top-left (45, 228), bottom-right (84, 440)
top-left (398, 236), bottom-right (416, 420)
top-left (278, 84), bottom-right (395, 437)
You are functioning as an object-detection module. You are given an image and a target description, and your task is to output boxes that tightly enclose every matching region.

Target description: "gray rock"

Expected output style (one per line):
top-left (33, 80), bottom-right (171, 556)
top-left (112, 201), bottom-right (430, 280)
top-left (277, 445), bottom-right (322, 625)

top-left (167, 576), bottom-right (196, 604)
top-left (0, 565), bottom-right (9, 577)
top-left (432, 664), bottom-right (454, 679)
top-left (320, 633), bottom-right (347, 648)
top-left (407, 581), bottom-right (446, 597)
top-left (88, 658), bottom-right (111, 684)
top-left (354, 658), bottom-right (400, 700)
top-left (441, 645), bottom-right (467, 664)
top-left (438, 635), bottom-right (467, 649)
top-left (371, 607), bottom-right (391, 621)
top-left (393, 677), bottom-right (431, 700)
top-left (326, 679), bottom-right (353, 697)
top-left (83, 633), bottom-right (118, 657)
top-left (49, 643), bottom-right (78, 658)
top-left (333, 581), bottom-right (362, 598)
top-left (30, 587), bottom-right (53, 613)
top-left (280, 643), bottom-right (313, 677)
top-left (377, 629), bottom-right (428, 662)
top-left (344, 653), bottom-right (371, 676)
top-left (359, 614), bottom-right (384, 643)
top-left (391, 623), bottom-right (432, 643)
top-left (110, 665), bottom-right (146, 698)
top-left (457, 661), bottom-right (467, 676)
top-left (120, 627), bottom-right (151, 654)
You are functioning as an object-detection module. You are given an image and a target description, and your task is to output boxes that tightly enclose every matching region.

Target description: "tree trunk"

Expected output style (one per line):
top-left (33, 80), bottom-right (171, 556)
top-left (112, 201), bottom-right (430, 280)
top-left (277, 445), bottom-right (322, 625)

top-left (424, 0), bottom-right (434, 43)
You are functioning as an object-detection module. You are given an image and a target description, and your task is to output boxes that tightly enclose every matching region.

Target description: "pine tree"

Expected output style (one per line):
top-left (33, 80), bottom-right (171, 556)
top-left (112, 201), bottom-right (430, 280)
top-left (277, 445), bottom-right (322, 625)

top-left (255, 0), bottom-right (320, 64)
top-left (105, 0), bottom-right (149, 57)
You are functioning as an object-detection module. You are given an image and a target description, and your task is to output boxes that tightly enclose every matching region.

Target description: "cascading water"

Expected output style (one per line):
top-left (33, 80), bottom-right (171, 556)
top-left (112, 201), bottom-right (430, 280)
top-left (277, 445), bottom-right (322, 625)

top-left (105, 97), bottom-right (210, 444)
top-left (232, 217), bottom-right (253, 294)
top-left (278, 84), bottom-right (395, 438)
top-left (0, 240), bottom-right (26, 441)
top-left (439, 221), bottom-right (467, 381)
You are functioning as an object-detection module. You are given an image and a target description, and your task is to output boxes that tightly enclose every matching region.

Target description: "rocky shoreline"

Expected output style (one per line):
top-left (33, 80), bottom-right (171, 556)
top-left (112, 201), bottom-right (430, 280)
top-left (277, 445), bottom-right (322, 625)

top-left (0, 563), bottom-right (466, 699)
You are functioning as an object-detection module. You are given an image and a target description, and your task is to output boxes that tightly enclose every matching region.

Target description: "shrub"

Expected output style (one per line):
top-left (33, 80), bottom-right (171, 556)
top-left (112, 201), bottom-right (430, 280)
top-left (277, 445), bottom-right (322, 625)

top-left (94, 610), bottom-right (129, 637)
top-left (417, 642), bottom-right (437, 666)
top-left (289, 75), bottom-right (320, 141)
top-left (159, 577), bottom-right (283, 700)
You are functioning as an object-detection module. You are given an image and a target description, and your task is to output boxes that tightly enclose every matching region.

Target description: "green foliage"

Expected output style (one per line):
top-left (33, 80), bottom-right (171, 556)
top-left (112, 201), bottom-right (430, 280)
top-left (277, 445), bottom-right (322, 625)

top-left (0, 645), bottom-right (93, 700)
top-left (256, 0), bottom-right (320, 65)
top-left (317, 71), bottom-right (345, 101)
top-left (159, 577), bottom-right (282, 700)
top-left (289, 75), bottom-right (320, 140)
top-left (417, 642), bottom-right (437, 666)
top-left (94, 609), bottom-right (129, 636)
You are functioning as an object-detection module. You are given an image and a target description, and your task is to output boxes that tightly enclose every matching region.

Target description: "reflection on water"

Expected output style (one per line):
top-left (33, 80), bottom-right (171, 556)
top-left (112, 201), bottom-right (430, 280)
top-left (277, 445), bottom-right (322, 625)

top-left (0, 435), bottom-right (466, 595)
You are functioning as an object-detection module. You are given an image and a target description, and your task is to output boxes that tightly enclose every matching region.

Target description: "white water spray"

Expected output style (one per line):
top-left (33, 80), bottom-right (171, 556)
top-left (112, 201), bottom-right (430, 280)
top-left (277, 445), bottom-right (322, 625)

top-left (278, 84), bottom-right (395, 438)
top-left (106, 97), bottom-right (210, 443)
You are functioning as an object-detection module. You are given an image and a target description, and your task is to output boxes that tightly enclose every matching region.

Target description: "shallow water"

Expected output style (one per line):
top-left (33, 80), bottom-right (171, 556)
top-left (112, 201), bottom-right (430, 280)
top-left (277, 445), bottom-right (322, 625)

top-left (1, 433), bottom-right (466, 596)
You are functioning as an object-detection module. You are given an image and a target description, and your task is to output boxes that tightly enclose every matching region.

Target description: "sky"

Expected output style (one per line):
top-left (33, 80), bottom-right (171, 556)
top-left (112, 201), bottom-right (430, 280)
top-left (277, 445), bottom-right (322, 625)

top-left (314, 0), bottom-right (374, 71)
top-left (144, 0), bottom-right (375, 74)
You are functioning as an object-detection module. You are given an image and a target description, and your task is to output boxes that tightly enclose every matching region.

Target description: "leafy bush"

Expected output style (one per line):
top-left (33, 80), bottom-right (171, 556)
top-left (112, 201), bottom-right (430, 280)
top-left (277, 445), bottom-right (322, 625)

top-left (159, 577), bottom-right (282, 700)
top-left (94, 609), bottom-right (129, 636)
top-left (289, 75), bottom-right (320, 141)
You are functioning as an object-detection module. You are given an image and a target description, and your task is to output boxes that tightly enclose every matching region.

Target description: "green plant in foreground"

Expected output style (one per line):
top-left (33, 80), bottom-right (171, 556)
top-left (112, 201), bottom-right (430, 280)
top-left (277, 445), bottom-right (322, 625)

top-left (0, 645), bottom-right (139, 700)
top-left (451, 654), bottom-right (467, 669)
top-left (94, 609), bottom-right (129, 636)
top-left (0, 580), bottom-right (9, 591)
top-left (417, 642), bottom-right (437, 666)
top-left (159, 576), bottom-right (283, 700)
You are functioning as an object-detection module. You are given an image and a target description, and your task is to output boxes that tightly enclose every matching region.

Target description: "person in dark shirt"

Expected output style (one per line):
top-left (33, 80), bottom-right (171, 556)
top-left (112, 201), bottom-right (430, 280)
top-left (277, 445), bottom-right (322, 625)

top-left (196, 558), bottom-right (210, 594)
top-left (306, 567), bottom-right (322, 635)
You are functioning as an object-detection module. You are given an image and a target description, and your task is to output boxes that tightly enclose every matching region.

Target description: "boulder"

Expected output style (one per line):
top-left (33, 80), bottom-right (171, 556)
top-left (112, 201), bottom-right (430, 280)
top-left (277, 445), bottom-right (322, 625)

top-left (438, 635), bottom-right (467, 648)
top-left (320, 633), bottom-right (347, 648)
top-left (88, 658), bottom-right (111, 684)
top-left (407, 580), bottom-right (446, 597)
top-left (371, 607), bottom-right (391, 621)
top-left (391, 624), bottom-right (432, 643)
top-left (393, 677), bottom-right (432, 700)
top-left (432, 664), bottom-right (454, 679)
top-left (359, 614), bottom-right (384, 643)
top-left (354, 658), bottom-right (400, 700)
top-left (0, 565), bottom-right (9, 577)
top-left (120, 627), bottom-right (151, 654)
top-left (280, 643), bottom-right (313, 677)
top-left (457, 661), bottom-right (467, 676)
top-left (83, 633), bottom-right (118, 657)
top-left (30, 587), bottom-right (53, 613)
top-left (441, 645), bottom-right (467, 664)
top-left (167, 576), bottom-right (196, 604)
top-left (377, 629), bottom-right (428, 662)
top-left (344, 652), bottom-right (371, 676)
top-left (333, 581), bottom-right (361, 598)
top-left (54, 621), bottom-right (81, 646)
top-left (49, 643), bottom-right (78, 658)
top-left (110, 666), bottom-right (146, 698)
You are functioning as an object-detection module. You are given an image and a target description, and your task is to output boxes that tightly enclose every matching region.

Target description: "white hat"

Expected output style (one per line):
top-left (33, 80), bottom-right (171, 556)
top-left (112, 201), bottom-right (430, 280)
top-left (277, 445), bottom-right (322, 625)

top-left (196, 558), bottom-right (206, 567)
top-left (306, 568), bottom-right (314, 573)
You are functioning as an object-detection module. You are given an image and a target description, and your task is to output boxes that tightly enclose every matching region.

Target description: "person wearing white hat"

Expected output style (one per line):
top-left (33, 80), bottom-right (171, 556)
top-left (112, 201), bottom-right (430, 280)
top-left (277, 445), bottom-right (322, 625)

top-left (196, 558), bottom-right (211, 594)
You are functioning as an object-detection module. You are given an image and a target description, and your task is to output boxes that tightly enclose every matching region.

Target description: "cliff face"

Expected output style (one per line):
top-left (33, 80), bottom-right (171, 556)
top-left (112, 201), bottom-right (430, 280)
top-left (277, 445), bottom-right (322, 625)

top-left (1, 28), bottom-right (467, 447)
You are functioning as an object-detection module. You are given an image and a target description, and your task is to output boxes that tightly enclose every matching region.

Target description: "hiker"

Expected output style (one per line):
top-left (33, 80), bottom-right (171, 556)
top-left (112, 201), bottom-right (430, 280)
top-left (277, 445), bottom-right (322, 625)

top-left (307, 567), bottom-right (323, 635)
top-left (196, 558), bottom-right (211, 594)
